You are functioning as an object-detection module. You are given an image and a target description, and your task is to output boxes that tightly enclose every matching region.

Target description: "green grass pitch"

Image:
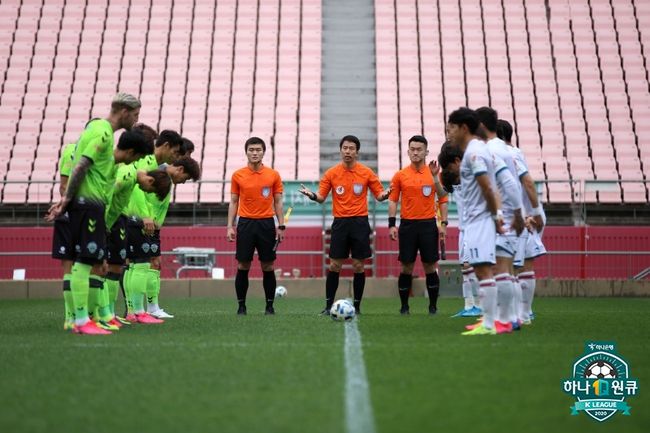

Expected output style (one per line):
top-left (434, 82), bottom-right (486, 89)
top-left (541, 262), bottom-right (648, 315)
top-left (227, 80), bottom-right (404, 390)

top-left (0, 297), bottom-right (647, 433)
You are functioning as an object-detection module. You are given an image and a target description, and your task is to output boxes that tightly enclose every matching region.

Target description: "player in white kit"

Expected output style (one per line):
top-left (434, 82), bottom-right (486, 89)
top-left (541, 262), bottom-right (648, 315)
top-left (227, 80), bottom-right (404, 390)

top-left (436, 142), bottom-right (482, 317)
top-left (497, 119), bottom-right (546, 324)
top-left (476, 108), bottom-right (525, 334)
top-left (442, 108), bottom-right (504, 335)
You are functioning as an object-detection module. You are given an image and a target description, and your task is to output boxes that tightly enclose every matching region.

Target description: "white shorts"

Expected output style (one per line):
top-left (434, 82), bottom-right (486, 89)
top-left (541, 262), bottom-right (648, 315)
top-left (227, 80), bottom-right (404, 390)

top-left (525, 229), bottom-right (546, 259)
top-left (458, 229), bottom-right (470, 263)
top-left (513, 230), bottom-right (529, 267)
top-left (495, 225), bottom-right (519, 258)
top-left (464, 217), bottom-right (496, 266)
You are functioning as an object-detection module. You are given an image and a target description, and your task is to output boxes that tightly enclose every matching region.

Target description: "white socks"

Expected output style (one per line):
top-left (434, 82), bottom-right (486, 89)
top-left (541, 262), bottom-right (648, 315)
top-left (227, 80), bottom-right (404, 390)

top-left (519, 271), bottom-right (536, 321)
top-left (462, 270), bottom-right (475, 309)
top-left (512, 276), bottom-right (523, 322)
top-left (479, 279), bottom-right (497, 329)
top-left (495, 273), bottom-right (514, 324)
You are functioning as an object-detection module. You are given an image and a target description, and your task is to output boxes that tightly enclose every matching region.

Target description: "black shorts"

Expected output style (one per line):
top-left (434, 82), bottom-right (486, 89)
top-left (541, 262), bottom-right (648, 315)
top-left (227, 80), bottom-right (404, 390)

top-left (149, 229), bottom-right (161, 257)
top-left (126, 217), bottom-right (150, 262)
top-left (107, 215), bottom-right (128, 265)
top-left (329, 216), bottom-right (372, 260)
top-left (67, 199), bottom-right (107, 265)
top-left (51, 212), bottom-right (74, 260)
top-left (236, 217), bottom-right (276, 262)
top-left (398, 218), bottom-right (440, 264)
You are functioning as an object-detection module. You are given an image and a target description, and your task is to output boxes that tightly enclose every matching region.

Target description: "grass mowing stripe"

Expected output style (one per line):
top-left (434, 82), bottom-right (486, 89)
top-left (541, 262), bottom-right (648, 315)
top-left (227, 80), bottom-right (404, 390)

top-left (345, 320), bottom-right (376, 433)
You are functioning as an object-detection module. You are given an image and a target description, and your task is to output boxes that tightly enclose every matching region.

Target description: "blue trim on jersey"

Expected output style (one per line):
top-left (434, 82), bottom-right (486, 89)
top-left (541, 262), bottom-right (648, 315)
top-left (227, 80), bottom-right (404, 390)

top-left (495, 167), bottom-right (508, 176)
top-left (473, 171), bottom-right (487, 177)
top-left (518, 171), bottom-right (529, 178)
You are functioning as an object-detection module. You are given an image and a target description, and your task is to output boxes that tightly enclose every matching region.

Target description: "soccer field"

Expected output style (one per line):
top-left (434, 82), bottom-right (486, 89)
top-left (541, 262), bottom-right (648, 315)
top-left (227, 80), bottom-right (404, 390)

top-left (0, 297), bottom-right (647, 433)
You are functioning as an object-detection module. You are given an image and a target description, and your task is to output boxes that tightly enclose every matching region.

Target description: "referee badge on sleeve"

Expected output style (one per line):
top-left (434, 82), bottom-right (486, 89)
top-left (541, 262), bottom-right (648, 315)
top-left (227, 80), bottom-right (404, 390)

top-left (422, 185), bottom-right (433, 197)
top-left (353, 183), bottom-right (363, 196)
top-left (261, 186), bottom-right (271, 198)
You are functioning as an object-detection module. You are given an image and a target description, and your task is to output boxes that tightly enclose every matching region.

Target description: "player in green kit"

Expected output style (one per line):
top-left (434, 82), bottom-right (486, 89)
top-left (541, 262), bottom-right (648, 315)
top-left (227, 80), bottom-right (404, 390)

top-left (145, 156), bottom-right (201, 319)
top-left (51, 142), bottom-right (76, 330)
top-left (122, 156), bottom-right (201, 322)
top-left (99, 130), bottom-right (172, 328)
top-left (46, 93), bottom-right (142, 335)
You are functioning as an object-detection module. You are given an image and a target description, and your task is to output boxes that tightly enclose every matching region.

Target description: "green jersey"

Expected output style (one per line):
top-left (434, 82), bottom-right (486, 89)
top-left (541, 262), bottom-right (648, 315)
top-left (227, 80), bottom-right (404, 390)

top-left (134, 154), bottom-right (159, 172)
top-left (72, 119), bottom-right (115, 204)
top-left (150, 189), bottom-right (172, 227)
top-left (123, 184), bottom-right (154, 222)
top-left (105, 163), bottom-right (138, 229)
top-left (59, 143), bottom-right (76, 177)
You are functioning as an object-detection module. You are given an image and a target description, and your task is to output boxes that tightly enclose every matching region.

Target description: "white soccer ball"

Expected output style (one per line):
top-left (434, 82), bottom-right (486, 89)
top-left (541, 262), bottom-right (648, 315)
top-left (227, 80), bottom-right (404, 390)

top-left (330, 299), bottom-right (355, 321)
top-left (275, 286), bottom-right (287, 298)
top-left (585, 361), bottom-right (617, 379)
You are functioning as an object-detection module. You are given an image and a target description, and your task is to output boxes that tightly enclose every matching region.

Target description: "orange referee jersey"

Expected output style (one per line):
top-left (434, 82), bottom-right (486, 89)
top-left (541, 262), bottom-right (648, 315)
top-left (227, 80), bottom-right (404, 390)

top-left (389, 164), bottom-right (448, 219)
top-left (231, 165), bottom-right (283, 219)
top-left (318, 162), bottom-right (384, 217)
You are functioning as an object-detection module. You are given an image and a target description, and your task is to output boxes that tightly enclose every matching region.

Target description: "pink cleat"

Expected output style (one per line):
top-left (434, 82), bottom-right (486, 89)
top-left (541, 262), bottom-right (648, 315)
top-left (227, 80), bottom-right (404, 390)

top-left (125, 313), bottom-right (138, 323)
top-left (465, 319), bottom-right (483, 330)
top-left (74, 321), bottom-right (112, 335)
top-left (495, 321), bottom-right (513, 334)
top-left (107, 318), bottom-right (123, 328)
top-left (135, 312), bottom-right (164, 324)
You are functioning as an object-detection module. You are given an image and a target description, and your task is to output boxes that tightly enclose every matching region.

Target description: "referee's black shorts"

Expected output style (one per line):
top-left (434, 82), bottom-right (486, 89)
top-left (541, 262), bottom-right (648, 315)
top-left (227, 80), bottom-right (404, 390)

top-left (236, 217), bottom-right (276, 262)
top-left (398, 218), bottom-right (440, 264)
top-left (106, 215), bottom-right (128, 265)
top-left (329, 216), bottom-right (372, 260)
top-left (51, 212), bottom-right (74, 260)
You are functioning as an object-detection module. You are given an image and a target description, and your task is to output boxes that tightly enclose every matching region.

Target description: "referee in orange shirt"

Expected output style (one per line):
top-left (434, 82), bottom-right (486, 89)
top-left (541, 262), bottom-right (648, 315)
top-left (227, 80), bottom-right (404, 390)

top-left (388, 135), bottom-right (449, 315)
top-left (227, 137), bottom-right (285, 315)
top-left (299, 135), bottom-right (390, 314)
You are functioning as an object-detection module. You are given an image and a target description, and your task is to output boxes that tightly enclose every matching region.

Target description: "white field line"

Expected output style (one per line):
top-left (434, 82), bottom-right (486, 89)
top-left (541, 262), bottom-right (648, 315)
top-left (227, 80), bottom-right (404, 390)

top-left (344, 320), bottom-right (376, 433)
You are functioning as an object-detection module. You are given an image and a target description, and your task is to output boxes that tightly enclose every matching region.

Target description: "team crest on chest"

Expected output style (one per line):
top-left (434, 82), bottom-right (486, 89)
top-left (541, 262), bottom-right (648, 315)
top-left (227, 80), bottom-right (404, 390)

top-left (261, 186), bottom-right (271, 198)
top-left (422, 185), bottom-right (433, 197)
top-left (353, 183), bottom-right (363, 196)
top-left (335, 185), bottom-right (345, 195)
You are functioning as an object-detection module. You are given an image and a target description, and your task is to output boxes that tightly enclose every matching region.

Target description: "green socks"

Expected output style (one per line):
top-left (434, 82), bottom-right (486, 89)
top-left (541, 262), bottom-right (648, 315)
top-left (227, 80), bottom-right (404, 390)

top-left (146, 268), bottom-right (161, 310)
top-left (71, 262), bottom-right (92, 325)
top-left (105, 272), bottom-right (121, 317)
top-left (127, 263), bottom-right (150, 314)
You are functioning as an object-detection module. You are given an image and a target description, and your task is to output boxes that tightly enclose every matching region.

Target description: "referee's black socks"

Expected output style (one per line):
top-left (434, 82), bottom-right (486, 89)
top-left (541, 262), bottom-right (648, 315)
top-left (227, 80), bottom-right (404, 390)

top-left (398, 273), bottom-right (412, 307)
top-left (235, 269), bottom-right (250, 306)
top-left (262, 270), bottom-right (276, 308)
top-left (353, 272), bottom-right (365, 311)
top-left (325, 270), bottom-right (340, 309)
top-left (426, 272), bottom-right (440, 310)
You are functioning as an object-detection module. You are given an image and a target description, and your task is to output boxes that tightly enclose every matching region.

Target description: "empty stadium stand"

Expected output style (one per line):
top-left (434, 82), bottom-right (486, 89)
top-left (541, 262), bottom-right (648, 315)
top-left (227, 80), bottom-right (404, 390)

top-left (374, 0), bottom-right (650, 203)
top-left (0, 0), bottom-right (321, 205)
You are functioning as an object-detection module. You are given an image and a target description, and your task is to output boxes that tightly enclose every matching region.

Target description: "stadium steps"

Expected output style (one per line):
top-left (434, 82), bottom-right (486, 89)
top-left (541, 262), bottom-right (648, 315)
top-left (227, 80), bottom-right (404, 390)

top-left (320, 0), bottom-right (378, 173)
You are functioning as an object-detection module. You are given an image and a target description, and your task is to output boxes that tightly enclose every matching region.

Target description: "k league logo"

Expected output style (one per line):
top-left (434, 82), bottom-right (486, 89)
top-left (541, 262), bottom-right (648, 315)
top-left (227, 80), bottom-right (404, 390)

top-left (353, 183), bottom-right (363, 196)
top-left (261, 186), bottom-right (271, 198)
top-left (422, 185), bottom-right (432, 197)
top-left (562, 341), bottom-right (639, 422)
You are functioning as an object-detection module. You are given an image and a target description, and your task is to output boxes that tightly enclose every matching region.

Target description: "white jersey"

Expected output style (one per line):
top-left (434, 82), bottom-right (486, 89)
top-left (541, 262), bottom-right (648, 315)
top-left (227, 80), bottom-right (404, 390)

top-left (460, 138), bottom-right (497, 225)
top-left (488, 138), bottom-right (521, 221)
top-left (508, 145), bottom-right (546, 222)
